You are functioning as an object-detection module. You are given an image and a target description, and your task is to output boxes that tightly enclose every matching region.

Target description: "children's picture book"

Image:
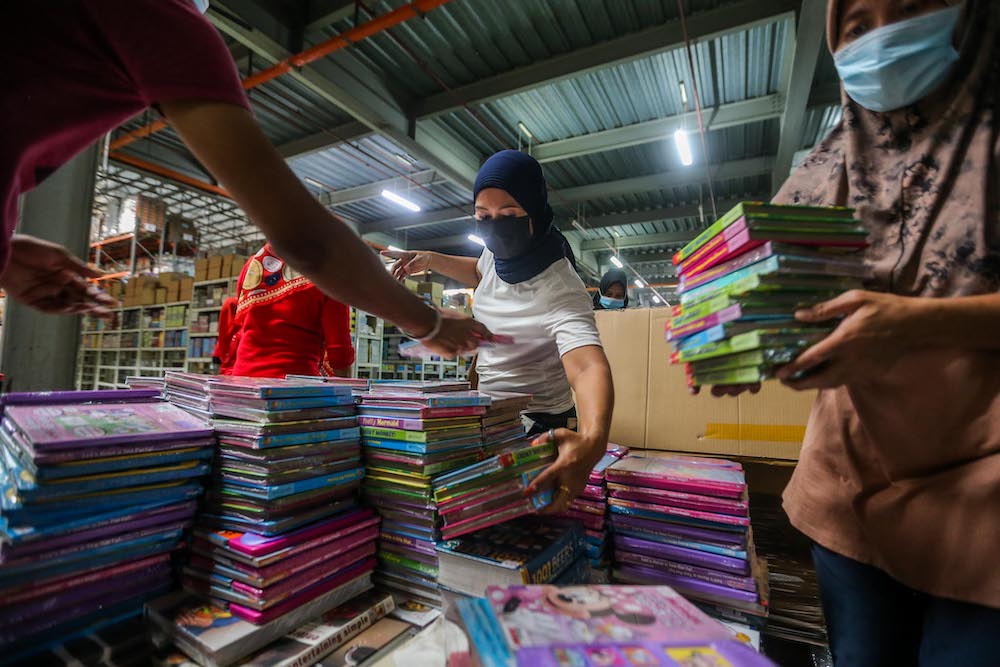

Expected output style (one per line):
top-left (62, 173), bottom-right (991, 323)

top-left (4, 402), bottom-right (213, 450)
top-left (209, 377), bottom-right (354, 398)
top-left (606, 456), bottom-right (746, 499)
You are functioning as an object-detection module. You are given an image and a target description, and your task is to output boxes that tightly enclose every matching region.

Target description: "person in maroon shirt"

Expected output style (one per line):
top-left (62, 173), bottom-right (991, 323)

top-left (0, 0), bottom-right (488, 356)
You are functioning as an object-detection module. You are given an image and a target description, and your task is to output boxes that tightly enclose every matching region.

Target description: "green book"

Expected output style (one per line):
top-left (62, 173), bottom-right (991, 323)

top-left (676, 329), bottom-right (829, 364)
top-left (377, 550), bottom-right (438, 578)
top-left (360, 425), bottom-right (481, 443)
top-left (675, 202), bottom-right (857, 263)
top-left (691, 366), bottom-right (774, 387)
top-left (687, 347), bottom-right (804, 375)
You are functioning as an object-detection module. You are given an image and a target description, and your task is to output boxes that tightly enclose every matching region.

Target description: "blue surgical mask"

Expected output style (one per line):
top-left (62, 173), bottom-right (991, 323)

top-left (600, 296), bottom-right (626, 310)
top-left (834, 3), bottom-right (963, 113)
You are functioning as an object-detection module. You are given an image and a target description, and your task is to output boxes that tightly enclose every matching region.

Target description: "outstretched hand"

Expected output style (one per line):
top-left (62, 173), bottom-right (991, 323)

top-left (0, 235), bottom-right (116, 317)
top-left (525, 428), bottom-right (605, 513)
top-left (381, 249), bottom-right (431, 281)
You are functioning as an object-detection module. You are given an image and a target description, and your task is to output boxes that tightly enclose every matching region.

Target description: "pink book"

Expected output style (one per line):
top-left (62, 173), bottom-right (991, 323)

top-left (231, 525), bottom-right (379, 585)
top-left (439, 496), bottom-right (549, 540)
top-left (484, 585), bottom-right (734, 650)
top-left (606, 456), bottom-right (746, 499)
top-left (568, 498), bottom-right (606, 515)
top-left (227, 509), bottom-right (376, 557)
top-left (608, 497), bottom-right (750, 530)
top-left (559, 509), bottom-right (605, 531)
top-left (607, 482), bottom-right (749, 517)
top-left (437, 477), bottom-right (527, 516)
top-left (229, 561), bottom-right (375, 625)
top-left (231, 543), bottom-right (375, 602)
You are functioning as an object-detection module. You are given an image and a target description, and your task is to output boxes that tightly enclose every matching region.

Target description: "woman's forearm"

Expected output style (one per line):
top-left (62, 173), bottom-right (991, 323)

top-left (426, 252), bottom-right (481, 288)
top-left (563, 346), bottom-right (615, 466)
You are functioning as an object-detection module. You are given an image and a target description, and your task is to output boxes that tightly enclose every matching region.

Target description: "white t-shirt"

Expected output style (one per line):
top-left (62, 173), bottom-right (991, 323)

top-left (473, 248), bottom-right (603, 415)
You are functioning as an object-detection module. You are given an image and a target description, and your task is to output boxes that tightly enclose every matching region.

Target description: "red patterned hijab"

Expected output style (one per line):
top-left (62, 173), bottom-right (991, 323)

top-left (236, 244), bottom-right (312, 316)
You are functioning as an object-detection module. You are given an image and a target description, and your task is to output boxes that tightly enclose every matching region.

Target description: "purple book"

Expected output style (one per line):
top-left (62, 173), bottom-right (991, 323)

top-left (615, 550), bottom-right (755, 592)
top-left (609, 514), bottom-right (745, 548)
top-left (379, 531), bottom-right (438, 557)
top-left (1, 502), bottom-right (196, 561)
top-left (615, 564), bottom-right (760, 604)
top-left (30, 437), bottom-right (216, 465)
top-left (4, 402), bottom-right (212, 451)
top-left (614, 534), bottom-right (749, 576)
top-left (0, 389), bottom-right (160, 409)
top-left (0, 560), bottom-right (169, 627)
top-left (516, 640), bottom-right (774, 667)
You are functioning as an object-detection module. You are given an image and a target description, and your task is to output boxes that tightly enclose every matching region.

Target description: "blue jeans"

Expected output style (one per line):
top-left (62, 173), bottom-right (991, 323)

top-left (812, 544), bottom-right (1000, 666)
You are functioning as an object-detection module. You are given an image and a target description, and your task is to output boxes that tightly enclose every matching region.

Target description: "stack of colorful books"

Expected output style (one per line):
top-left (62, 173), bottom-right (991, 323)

top-left (454, 584), bottom-right (773, 667)
top-left (557, 443), bottom-right (629, 583)
top-left (606, 455), bottom-right (769, 629)
top-left (126, 375), bottom-right (167, 396)
top-left (478, 391), bottom-right (532, 453)
top-left (433, 440), bottom-right (557, 541)
top-left (435, 518), bottom-right (588, 598)
top-left (0, 390), bottom-right (214, 661)
top-left (164, 371), bottom-right (217, 419)
top-left (666, 201), bottom-right (869, 388)
top-left (357, 381), bottom-right (491, 608)
top-left (171, 377), bottom-right (374, 626)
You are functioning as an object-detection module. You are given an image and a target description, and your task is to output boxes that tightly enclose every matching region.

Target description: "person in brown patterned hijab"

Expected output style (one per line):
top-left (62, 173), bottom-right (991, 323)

top-left (755, 0), bottom-right (1000, 663)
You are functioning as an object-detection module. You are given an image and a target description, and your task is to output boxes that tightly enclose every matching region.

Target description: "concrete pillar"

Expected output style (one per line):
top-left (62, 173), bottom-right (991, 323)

top-left (2, 145), bottom-right (99, 391)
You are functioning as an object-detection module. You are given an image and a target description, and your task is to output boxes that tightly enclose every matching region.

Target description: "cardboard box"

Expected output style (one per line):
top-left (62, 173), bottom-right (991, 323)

top-left (179, 277), bottom-right (194, 302)
top-left (195, 259), bottom-right (209, 282)
top-left (595, 309), bottom-right (651, 449)
top-left (164, 282), bottom-right (180, 303)
top-left (416, 282), bottom-right (444, 305)
top-left (207, 256), bottom-right (223, 281)
top-left (640, 308), bottom-right (814, 460)
top-left (155, 287), bottom-right (168, 304)
top-left (404, 279), bottom-right (419, 293)
top-left (124, 280), bottom-right (136, 297)
top-left (139, 288), bottom-right (156, 306)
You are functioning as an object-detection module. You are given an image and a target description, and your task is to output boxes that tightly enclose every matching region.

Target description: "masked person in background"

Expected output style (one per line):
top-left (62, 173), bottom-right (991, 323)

top-left (1, 0), bottom-right (488, 357)
top-left (711, 1), bottom-right (1000, 664)
top-left (384, 150), bottom-right (614, 512)
top-left (593, 268), bottom-right (629, 310)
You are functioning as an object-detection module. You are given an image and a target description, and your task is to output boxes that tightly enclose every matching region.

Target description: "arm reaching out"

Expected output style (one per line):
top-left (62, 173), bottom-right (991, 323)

top-left (160, 101), bottom-right (490, 355)
top-left (382, 250), bottom-right (482, 288)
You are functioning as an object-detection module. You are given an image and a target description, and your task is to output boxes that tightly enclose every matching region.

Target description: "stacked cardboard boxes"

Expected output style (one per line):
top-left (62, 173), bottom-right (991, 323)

top-left (195, 254), bottom-right (247, 282)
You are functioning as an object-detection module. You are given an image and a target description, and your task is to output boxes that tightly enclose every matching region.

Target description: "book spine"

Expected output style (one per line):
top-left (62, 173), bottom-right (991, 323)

top-left (678, 241), bottom-right (777, 293)
top-left (362, 439), bottom-right (429, 454)
top-left (679, 256), bottom-right (780, 304)
top-left (677, 331), bottom-right (763, 363)
top-left (667, 304), bottom-right (744, 341)
top-left (678, 224), bottom-right (752, 276)
top-left (675, 204), bottom-right (752, 263)
top-left (358, 416), bottom-right (423, 430)
top-left (523, 524), bottom-right (584, 584)
top-left (360, 427), bottom-right (426, 443)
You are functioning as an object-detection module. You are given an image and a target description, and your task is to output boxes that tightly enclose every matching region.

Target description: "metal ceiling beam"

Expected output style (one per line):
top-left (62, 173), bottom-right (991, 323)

top-left (619, 250), bottom-right (677, 264)
top-left (315, 169), bottom-right (448, 207)
top-left (562, 197), bottom-right (752, 232)
top-left (369, 161), bottom-right (768, 235)
top-left (582, 231), bottom-right (702, 252)
top-left (535, 97), bottom-right (784, 163)
top-left (365, 206), bottom-right (471, 234)
top-left (408, 233), bottom-right (479, 250)
top-left (277, 121), bottom-right (370, 158)
top-left (554, 157), bottom-right (772, 204)
top-left (413, 0), bottom-right (798, 119)
top-left (772, 0), bottom-right (827, 191)
top-left (209, 1), bottom-right (482, 191)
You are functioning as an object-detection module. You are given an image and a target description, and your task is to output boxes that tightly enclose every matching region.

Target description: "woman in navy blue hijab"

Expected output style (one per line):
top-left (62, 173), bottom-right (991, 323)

top-left (384, 150), bottom-right (614, 512)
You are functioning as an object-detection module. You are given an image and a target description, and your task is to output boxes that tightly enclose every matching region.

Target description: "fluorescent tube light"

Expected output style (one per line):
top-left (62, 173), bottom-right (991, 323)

top-left (381, 190), bottom-right (420, 212)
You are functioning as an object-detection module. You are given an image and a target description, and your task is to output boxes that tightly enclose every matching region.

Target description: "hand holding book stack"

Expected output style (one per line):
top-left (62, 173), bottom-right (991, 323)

top-left (666, 201), bottom-right (870, 389)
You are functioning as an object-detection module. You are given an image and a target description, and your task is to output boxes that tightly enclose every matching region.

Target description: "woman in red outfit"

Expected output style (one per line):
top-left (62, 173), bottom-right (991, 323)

top-left (212, 297), bottom-right (238, 375)
top-left (230, 245), bottom-right (355, 379)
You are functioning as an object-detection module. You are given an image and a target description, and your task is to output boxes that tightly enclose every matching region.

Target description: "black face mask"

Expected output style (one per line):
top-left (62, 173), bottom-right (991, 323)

top-left (477, 215), bottom-right (534, 259)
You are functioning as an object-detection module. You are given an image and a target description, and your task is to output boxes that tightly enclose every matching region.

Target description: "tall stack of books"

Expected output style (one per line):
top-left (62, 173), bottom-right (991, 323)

top-left (667, 202), bottom-right (869, 388)
top-left (478, 391), bottom-right (532, 454)
top-left (0, 390), bottom-right (214, 661)
top-left (356, 381), bottom-right (491, 608)
top-left (454, 584), bottom-right (774, 667)
top-left (607, 455), bottom-right (769, 629)
top-left (557, 443), bottom-right (629, 583)
top-left (167, 377), bottom-right (376, 626)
